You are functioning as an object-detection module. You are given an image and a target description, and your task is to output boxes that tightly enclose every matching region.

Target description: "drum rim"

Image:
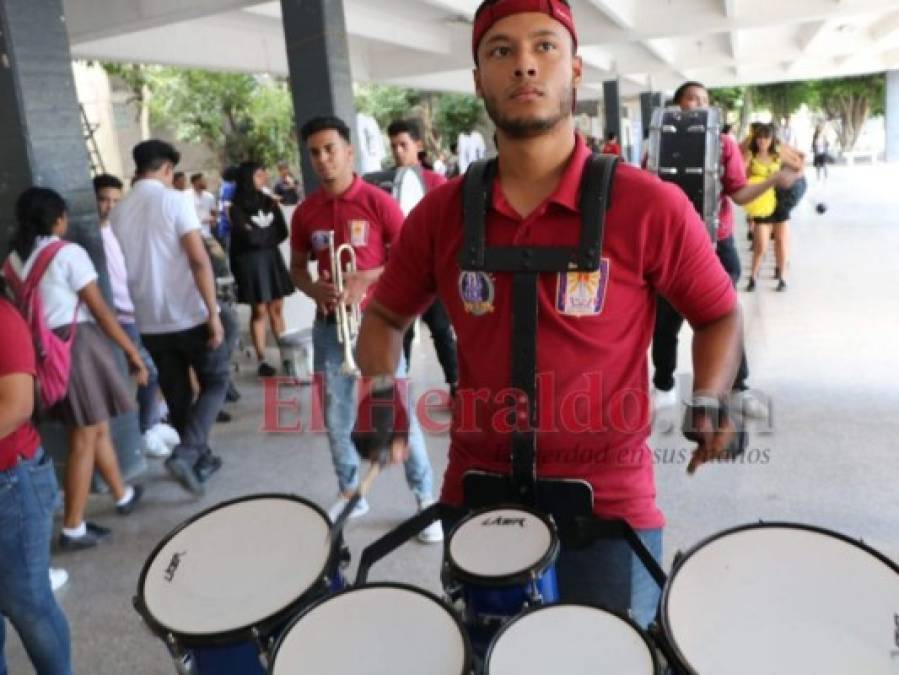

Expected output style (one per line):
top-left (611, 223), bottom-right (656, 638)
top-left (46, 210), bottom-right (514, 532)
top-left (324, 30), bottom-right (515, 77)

top-left (445, 504), bottom-right (560, 587)
top-left (134, 492), bottom-right (339, 647)
top-left (484, 602), bottom-right (661, 674)
top-left (267, 581), bottom-right (473, 675)
top-left (658, 520), bottom-right (899, 673)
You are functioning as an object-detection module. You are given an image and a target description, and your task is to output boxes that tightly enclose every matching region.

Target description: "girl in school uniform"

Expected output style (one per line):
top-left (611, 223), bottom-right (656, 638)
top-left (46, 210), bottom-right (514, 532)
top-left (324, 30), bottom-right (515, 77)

top-left (4, 187), bottom-right (148, 551)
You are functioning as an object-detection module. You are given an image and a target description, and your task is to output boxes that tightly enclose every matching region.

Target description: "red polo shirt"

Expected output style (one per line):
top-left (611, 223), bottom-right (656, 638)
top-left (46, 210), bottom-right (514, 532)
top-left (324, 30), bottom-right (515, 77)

top-left (290, 175), bottom-right (404, 309)
top-left (374, 134), bottom-right (737, 529)
top-left (0, 299), bottom-right (40, 471)
top-left (718, 133), bottom-right (748, 241)
top-left (422, 168), bottom-right (447, 193)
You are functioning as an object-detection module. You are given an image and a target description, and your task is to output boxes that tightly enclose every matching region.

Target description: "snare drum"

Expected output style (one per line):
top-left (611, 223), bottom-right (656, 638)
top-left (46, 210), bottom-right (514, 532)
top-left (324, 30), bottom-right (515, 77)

top-left (486, 604), bottom-right (660, 674)
top-left (444, 506), bottom-right (560, 654)
top-left (660, 522), bottom-right (899, 675)
top-left (269, 583), bottom-right (471, 675)
top-left (135, 494), bottom-right (348, 674)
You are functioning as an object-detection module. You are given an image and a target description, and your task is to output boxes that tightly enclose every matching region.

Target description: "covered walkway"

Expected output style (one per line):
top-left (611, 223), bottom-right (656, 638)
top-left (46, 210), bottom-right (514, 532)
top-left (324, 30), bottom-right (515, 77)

top-left (6, 164), bottom-right (899, 673)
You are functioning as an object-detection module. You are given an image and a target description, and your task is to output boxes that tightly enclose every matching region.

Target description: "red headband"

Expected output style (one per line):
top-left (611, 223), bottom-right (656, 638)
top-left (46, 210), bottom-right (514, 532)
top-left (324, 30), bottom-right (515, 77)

top-left (472, 0), bottom-right (578, 63)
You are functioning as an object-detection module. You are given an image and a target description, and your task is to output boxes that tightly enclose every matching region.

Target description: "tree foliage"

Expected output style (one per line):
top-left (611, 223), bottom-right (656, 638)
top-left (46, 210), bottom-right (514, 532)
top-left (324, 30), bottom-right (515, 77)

top-left (434, 93), bottom-right (485, 149)
top-left (148, 69), bottom-right (295, 166)
top-left (750, 81), bottom-right (815, 123)
top-left (807, 74), bottom-right (885, 152)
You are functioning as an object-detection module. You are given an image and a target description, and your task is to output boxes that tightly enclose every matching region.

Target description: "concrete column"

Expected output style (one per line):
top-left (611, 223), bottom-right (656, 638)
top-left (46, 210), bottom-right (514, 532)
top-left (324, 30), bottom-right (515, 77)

top-left (0, 0), bottom-right (145, 484)
top-left (280, 0), bottom-right (358, 194)
top-left (603, 79), bottom-right (622, 143)
top-left (886, 70), bottom-right (899, 163)
top-left (640, 92), bottom-right (665, 140)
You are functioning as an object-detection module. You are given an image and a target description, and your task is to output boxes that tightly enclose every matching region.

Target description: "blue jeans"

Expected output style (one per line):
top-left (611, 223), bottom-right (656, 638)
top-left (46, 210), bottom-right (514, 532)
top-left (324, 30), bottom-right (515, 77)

top-left (312, 320), bottom-right (434, 501)
top-left (556, 528), bottom-right (663, 629)
top-left (0, 449), bottom-right (72, 675)
top-left (121, 321), bottom-right (160, 434)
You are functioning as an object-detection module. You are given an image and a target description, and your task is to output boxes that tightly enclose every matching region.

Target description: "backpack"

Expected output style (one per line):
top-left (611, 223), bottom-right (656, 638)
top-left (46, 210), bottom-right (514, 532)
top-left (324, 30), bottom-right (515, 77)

top-left (2, 241), bottom-right (80, 409)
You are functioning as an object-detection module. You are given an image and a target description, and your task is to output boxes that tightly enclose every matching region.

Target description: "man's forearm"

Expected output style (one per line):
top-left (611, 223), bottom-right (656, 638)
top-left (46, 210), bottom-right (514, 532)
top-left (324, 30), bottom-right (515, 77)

top-left (189, 257), bottom-right (218, 318)
top-left (730, 178), bottom-right (777, 206)
top-left (691, 306), bottom-right (743, 397)
top-left (291, 264), bottom-right (317, 299)
top-left (356, 301), bottom-right (408, 378)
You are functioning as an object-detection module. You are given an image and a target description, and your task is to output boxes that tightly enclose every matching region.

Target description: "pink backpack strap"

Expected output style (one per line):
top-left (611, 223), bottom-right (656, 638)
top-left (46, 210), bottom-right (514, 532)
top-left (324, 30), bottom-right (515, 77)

top-left (21, 241), bottom-right (69, 297)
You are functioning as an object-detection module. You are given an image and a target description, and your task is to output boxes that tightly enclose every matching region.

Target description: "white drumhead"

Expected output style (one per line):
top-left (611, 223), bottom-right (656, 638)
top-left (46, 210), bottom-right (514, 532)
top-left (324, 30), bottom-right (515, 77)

top-left (449, 508), bottom-right (553, 578)
top-left (665, 525), bottom-right (899, 675)
top-left (142, 496), bottom-right (331, 636)
top-left (271, 586), bottom-right (468, 675)
top-left (393, 167), bottom-right (426, 216)
top-left (487, 605), bottom-right (657, 674)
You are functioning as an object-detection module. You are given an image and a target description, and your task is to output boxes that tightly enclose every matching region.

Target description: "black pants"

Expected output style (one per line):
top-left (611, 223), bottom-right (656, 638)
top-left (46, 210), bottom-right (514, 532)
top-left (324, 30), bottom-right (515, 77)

top-left (402, 300), bottom-right (459, 385)
top-left (652, 235), bottom-right (749, 392)
top-left (142, 321), bottom-right (231, 464)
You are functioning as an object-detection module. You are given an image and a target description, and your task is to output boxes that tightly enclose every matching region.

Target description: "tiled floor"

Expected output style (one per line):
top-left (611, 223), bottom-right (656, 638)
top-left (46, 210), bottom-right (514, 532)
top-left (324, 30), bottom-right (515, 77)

top-left (5, 163), bottom-right (899, 673)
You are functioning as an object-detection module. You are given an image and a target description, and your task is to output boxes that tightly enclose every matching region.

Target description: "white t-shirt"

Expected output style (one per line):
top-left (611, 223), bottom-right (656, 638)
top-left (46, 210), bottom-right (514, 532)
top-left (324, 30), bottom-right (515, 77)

top-left (110, 179), bottom-right (210, 334)
top-left (192, 190), bottom-right (217, 238)
top-left (7, 236), bottom-right (96, 329)
top-left (356, 112), bottom-right (386, 174)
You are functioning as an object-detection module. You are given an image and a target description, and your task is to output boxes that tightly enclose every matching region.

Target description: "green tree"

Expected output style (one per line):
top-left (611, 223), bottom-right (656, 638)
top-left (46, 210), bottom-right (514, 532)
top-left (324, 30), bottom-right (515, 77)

top-left (709, 85), bottom-right (750, 135)
top-left (807, 74), bottom-right (885, 152)
top-left (354, 84), bottom-right (421, 129)
top-left (434, 93), bottom-right (485, 149)
top-left (751, 81), bottom-right (815, 123)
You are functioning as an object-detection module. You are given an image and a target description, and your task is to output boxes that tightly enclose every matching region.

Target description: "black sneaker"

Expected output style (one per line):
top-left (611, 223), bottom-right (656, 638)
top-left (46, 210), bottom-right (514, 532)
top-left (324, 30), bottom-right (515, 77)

top-left (116, 485), bottom-right (144, 516)
top-left (746, 278), bottom-right (756, 292)
top-left (258, 362), bottom-right (277, 377)
top-left (59, 530), bottom-right (100, 551)
top-left (216, 410), bottom-right (232, 423)
top-left (86, 521), bottom-right (112, 539)
top-left (225, 380), bottom-right (241, 403)
top-left (776, 279), bottom-right (787, 292)
top-left (194, 453), bottom-right (223, 483)
top-left (165, 456), bottom-right (206, 496)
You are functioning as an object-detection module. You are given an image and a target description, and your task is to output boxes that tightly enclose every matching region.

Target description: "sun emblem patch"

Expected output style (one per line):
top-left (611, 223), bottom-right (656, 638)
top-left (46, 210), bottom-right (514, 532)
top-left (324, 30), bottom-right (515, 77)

top-left (555, 259), bottom-right (610, 317)
top-left (348, 220), bottom-right (369, 247)
top-left (458, 271), bottom-right (495, 316)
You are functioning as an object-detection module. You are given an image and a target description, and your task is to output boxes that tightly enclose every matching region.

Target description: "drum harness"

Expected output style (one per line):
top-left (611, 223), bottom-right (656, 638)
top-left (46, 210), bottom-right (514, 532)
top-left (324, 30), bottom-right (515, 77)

top-left (357, 153), bottom-right (666, 592)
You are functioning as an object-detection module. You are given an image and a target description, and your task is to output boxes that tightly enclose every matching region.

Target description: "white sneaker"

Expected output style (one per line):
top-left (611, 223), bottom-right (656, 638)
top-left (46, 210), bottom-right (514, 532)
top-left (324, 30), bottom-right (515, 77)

top-left (143, 429), bottom-right (171, 458)
top-left (732, 390), bottom-right (769, 420)
top-left (151, 422), bottom-right (180, 448)
top-left (49, 567), bottom-right (69, 592)
top-left (651, 386), bottom-right (678, 410)
top-left (327, 496), bottom-right (370, 523)
top-left (416, 499), bottom-right (444, 544)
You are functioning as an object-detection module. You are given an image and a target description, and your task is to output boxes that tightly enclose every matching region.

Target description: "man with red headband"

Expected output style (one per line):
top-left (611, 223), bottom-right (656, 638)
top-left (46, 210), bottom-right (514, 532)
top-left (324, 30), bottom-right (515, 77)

top-left (353, 0), bottom-right (743, 626)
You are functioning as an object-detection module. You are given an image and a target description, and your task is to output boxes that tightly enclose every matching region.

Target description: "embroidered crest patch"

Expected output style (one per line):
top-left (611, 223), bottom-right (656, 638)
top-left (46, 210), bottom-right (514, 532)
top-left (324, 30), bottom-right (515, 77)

top-left (458, 271), bottom-right (495, 316)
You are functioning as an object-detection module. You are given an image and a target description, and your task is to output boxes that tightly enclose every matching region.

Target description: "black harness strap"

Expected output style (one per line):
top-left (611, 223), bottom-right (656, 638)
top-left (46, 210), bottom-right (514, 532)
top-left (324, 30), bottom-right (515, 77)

top-left (459, 152), bottom-right (619, 504)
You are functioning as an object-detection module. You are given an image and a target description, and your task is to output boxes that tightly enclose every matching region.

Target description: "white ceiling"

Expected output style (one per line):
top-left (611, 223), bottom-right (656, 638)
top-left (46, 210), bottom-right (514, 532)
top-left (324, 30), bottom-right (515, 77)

top-left (65, 0), bottom-right (899, 99)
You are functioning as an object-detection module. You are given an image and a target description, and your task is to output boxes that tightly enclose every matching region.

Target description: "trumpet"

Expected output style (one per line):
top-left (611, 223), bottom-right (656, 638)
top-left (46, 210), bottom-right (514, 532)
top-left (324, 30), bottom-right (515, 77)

top-left (327, 232), bottom-right (361, 376)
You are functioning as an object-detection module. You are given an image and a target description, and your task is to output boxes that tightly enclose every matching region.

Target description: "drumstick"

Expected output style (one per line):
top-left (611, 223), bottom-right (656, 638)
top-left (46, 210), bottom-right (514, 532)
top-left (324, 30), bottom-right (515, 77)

top-left (329, 460), bottom-right (383, 540)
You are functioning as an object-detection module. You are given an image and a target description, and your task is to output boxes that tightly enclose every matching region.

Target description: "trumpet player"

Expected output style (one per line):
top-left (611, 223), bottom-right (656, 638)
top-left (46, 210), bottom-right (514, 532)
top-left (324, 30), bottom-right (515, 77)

top-left (290, 116), bottom-right (443, 543)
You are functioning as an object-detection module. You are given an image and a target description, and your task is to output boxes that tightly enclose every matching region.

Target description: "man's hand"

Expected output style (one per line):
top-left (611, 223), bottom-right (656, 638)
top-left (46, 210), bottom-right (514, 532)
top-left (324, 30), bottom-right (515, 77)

top-left (774, 168), bottom-right (800, 190)
top-left (352, 376), bottom-right (410, 465)
top-left (207, 314), bottom-right (224, 350)
top-left (683, 400), bottom-right (746, 475)
top-left (341, 271), bottom-right (370, 308)
top-left (310, 280), bottom-right (340, 314)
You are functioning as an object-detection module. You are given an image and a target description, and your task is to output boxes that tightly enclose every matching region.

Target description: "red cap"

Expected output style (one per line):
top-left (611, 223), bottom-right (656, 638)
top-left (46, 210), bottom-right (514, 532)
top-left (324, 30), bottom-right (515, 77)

top-left (472, 0), bottom-right (578, 63)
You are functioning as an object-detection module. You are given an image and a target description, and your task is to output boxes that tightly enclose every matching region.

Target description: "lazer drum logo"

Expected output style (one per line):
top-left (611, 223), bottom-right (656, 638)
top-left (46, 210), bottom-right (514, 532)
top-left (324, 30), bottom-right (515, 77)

top-left (164, 551), bottom-right (187, 583)
top-left (481, 516), bottom-right (525, 528)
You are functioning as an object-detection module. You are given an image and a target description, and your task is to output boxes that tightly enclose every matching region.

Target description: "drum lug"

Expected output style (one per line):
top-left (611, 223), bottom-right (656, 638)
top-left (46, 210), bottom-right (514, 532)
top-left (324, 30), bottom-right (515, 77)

top-left (251, 627), bottom-right (272, 670)
top-left (526, 574), bottom-right (543, 605)
top-left (166, 634), bottom-right (196, 675)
